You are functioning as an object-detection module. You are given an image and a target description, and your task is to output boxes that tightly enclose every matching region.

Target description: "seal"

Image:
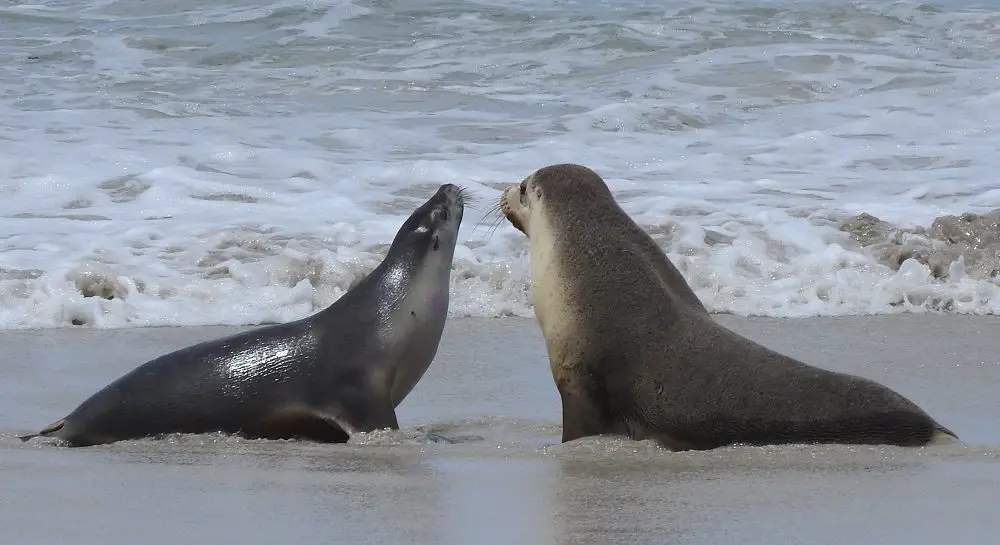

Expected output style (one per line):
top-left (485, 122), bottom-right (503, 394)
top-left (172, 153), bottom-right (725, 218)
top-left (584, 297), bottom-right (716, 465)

top-left (500, 163), bottom-right (957, 450)
top-left (21, 184), bottom-right (467, 447)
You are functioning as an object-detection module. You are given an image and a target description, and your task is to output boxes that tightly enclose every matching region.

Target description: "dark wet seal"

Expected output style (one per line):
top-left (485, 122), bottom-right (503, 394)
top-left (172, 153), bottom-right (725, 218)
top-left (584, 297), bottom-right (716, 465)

top-left (20, 185), bottom-right (470, 447)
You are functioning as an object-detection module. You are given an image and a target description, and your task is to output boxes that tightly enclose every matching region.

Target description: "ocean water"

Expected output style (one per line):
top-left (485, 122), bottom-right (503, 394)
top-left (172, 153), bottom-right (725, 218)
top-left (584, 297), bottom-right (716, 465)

top-left (2, 0), bottom-right (999, 329)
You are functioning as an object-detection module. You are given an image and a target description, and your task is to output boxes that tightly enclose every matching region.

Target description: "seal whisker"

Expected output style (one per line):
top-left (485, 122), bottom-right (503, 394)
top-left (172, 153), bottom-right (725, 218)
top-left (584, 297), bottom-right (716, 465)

top-left (484, 213), bottom-right (508, 242)
top-left (472, 201), bottom-right (502, 229)
top-left (473, 201), bottom-right (508, 242)
top-left (455, 185), bottom-right (480, 210)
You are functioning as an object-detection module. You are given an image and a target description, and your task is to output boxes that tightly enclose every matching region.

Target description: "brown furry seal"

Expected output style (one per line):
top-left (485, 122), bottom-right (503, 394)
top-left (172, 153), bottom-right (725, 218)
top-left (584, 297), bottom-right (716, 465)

top-left (500, 163), bottom-right (957, 450)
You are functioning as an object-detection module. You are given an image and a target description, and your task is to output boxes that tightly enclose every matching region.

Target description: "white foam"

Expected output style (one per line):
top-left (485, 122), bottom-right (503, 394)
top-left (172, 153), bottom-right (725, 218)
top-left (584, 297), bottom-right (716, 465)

top-left (0, 0), bottom-right (998, 328)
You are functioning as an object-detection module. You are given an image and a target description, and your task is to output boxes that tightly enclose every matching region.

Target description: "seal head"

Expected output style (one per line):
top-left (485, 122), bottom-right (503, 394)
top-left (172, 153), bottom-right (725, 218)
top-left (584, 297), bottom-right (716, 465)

top-left (502, 164), bottom-right (707, 313)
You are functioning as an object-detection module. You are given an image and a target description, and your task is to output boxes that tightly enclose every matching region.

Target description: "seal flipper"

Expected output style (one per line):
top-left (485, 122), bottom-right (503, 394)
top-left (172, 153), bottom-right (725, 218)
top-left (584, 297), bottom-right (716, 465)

top-left (249, 409), bottom-right (352, 443)
top-left (333, 394), bottom-right (400, 435)
top-left (18, 418), bottom-right (66, 442)
top-left (559, 388), bottom-right (616, 443)
top-left (930, 425), bottom-right (960, 445)
top-left (251, 397), bottom-right (398, 443)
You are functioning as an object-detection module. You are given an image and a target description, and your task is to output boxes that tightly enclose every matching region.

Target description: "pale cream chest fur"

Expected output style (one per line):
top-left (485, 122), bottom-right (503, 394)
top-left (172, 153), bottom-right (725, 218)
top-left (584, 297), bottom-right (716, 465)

top-left (527, 211), bottom-right (581, 371)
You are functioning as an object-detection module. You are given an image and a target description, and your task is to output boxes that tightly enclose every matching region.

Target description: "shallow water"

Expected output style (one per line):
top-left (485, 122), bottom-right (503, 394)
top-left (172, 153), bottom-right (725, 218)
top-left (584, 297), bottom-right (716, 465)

top-left (3, 315), bottom-right (1000, 544)
top-left (2, 0), bottom-right (1000, 327)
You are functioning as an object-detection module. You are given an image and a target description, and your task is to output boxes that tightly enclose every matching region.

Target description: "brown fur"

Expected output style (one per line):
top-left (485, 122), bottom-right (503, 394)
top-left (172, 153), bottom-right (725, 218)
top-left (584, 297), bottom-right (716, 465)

top-left (502, 163), bottom-right (958, 450)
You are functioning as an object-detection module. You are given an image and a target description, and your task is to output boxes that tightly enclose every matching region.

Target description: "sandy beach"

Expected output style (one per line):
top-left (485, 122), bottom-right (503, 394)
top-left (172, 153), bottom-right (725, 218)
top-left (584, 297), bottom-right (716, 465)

top-left (3, 314), bottom-right (1000, 545)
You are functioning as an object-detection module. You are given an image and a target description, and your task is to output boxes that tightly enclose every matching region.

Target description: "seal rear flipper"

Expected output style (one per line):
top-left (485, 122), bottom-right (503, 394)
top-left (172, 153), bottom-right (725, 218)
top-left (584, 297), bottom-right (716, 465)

top-left (18, 418), bottom-right (66, 442)
top-left (930, 425), bottom-right (960, 445)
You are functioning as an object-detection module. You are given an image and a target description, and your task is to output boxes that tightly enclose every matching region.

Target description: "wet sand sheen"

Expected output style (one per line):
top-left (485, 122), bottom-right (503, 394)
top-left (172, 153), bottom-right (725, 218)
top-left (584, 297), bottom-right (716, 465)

top-left (2, 315), bottom-right (1000, 545)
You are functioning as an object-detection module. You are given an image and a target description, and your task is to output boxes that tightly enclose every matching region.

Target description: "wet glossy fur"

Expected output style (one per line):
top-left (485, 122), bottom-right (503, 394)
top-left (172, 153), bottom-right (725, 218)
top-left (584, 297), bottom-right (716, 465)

top-left (502, 163), bottom-right (957, 450)
top-left (21, 184), bottom-right (466, 447)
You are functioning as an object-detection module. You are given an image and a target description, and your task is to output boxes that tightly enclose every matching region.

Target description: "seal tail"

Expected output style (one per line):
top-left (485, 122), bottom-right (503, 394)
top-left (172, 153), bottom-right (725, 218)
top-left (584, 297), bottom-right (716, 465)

top-left (18, 418), bottom-right (66, 442)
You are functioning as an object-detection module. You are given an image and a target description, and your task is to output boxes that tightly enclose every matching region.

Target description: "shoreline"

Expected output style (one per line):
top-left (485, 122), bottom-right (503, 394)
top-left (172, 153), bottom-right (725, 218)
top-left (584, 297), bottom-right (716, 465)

top-left (4, 313), bottom-right (998, 445)
top-left (1, 310), bottom-right (999, 331)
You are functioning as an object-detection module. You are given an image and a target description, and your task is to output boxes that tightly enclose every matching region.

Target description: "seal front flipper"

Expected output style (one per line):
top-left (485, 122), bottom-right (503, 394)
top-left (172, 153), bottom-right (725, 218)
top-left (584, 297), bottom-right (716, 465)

top-left (333, 394), bottom-right (400, 436)
top-left (558, 385), bottom-right (619, 443)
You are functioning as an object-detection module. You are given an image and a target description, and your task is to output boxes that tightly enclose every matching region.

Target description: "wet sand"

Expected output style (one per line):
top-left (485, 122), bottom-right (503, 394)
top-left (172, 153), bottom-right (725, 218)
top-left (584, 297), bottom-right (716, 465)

top-left (2, 315), bottom-right (1000, 545)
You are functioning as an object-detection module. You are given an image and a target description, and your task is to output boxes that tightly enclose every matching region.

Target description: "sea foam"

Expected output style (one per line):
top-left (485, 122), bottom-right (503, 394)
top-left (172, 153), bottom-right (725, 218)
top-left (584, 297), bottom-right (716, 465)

top-left (1, 0), bottom-right (998, 328)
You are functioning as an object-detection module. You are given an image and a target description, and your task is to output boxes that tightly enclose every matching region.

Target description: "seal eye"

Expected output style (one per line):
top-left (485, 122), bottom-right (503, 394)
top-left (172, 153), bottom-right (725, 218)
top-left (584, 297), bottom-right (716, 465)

top-left (432, 236), bottom-right (439, 251)
top-left (519, 184), bottom-right (526, 196)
